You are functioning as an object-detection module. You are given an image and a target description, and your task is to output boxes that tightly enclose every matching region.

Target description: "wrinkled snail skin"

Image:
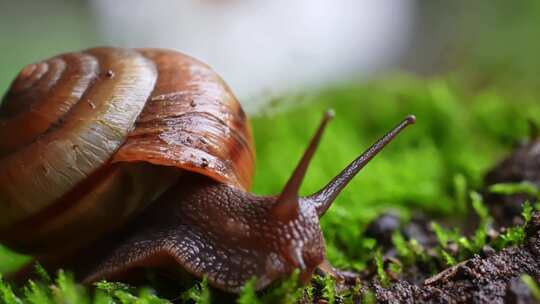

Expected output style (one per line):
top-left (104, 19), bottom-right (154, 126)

top-left (79, 174), bottom-right (325, 292)
top-left (0, 47), bottom-right (416, 293)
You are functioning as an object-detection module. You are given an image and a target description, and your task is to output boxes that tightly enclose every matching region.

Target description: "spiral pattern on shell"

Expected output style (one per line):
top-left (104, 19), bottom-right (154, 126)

top-left (0, 47), bottom-right (255, 254)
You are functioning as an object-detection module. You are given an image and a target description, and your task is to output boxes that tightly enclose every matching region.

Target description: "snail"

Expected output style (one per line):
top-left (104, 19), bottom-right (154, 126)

top-left (0, 47), bottom-right (415, 293)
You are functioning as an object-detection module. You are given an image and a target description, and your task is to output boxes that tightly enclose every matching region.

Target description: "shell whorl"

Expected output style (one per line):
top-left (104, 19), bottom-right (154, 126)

top-left (0, 47), bottom-right (255, 254)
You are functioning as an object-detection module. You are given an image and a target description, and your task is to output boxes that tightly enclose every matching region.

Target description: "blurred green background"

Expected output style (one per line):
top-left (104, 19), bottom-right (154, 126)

top-left (1, 0), bottom-right (540, 301)
top-left (1, 0), bottom-right (539, 104)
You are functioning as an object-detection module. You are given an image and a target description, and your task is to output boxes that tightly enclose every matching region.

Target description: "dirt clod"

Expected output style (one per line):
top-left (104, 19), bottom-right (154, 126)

top-left (484, 134), bottom-right (540, 227)
top-left (365, 212), bottom-right (540, 303)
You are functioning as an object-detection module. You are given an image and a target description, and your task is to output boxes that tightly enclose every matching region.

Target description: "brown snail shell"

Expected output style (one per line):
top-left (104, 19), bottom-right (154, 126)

top-left (0, 47), bottom-right (254, 255)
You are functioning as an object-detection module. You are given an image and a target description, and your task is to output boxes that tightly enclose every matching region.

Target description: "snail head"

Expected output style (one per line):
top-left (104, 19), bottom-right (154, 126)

top-left (265, 111), bottom-right (416, 285)
top-left (181, 111), bottom-right (416, 291)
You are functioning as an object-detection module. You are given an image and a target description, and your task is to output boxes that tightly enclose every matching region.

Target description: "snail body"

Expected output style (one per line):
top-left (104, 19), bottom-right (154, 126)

top-left (0, 47), bottom-right (415, 292)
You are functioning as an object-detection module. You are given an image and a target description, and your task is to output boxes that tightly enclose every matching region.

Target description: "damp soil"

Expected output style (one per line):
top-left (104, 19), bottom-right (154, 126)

top-left (365, 212), bottom-right (540, 304)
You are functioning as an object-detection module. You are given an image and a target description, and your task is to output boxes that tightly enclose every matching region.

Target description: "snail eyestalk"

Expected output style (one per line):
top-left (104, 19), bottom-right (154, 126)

top-left (272, 110), bottom-right (335, 222)
top-left (307, 115), bottom-right (416, 217)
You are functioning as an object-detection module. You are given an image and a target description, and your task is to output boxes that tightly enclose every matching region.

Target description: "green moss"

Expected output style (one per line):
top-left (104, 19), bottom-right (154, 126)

top-left (180, 277), bottom-right (211, 304)
top-left (237, 278), bottom-right (260, 304)
top-left (490, 182), bottom-right (540, 201)
top-left (440, 250), bottom-right (457, 267)
top-left (375, 250), bottom-right (389, 288)
top-left (0, 275), bottom-right (22, 304)
top-left (0, 246), bottom-right (29, 275)
top-left (312, 274), bottom-right (336, 303)
top-left (391, 231), bottom-right (414, 265)
top-left (24, 281), bottom-right (54, 304)
top-left (521, 274), bottom-right (540, 301)
top-left (492, 202), bottom-right (533, 250)
top-left (361, 290), bottom-right (377, 304)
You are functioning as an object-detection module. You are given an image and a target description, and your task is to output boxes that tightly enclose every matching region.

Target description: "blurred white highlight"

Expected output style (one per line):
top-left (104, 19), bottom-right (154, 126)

top-left (90, 0), bottom-right (416, 111)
